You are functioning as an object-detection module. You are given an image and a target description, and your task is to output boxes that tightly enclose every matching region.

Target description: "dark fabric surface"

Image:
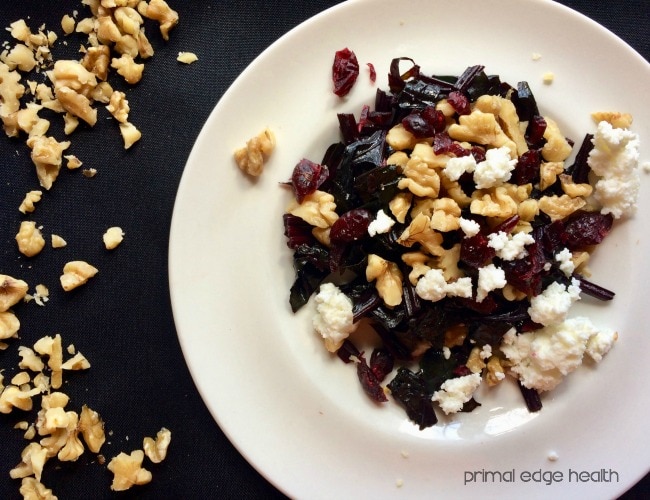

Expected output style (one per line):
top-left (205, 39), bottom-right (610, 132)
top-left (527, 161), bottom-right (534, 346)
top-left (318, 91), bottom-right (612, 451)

top-left (0, 1), bottom-right (647, 498)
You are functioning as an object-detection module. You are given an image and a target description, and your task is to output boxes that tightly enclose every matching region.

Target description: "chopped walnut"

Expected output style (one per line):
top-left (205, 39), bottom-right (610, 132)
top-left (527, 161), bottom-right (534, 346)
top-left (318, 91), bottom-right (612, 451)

top-left (0, 311), bottom-right (20, 340)
top-left (287, 190), bottom-right (338, 229)
top-left (49, 59), bottom-right (98, 96)
top-left (18, 347), bottom-right (45, 372)
top-left (470, 186), bottom-right (518, 219)
top-left (430, 197), bottom-right (461, 232)
top-left (474, 95), bottom-right (528, 156)
top-left (591, 111), bottom-right (633, 129)
top-left (437, 244), bottom-right (463, 282)
top-left (81, 45), bottom-right (111, 81)
top-left (111, 54), bottom-right (144, 84)
top-left (0, 274), bottom-right (29, 312)
top-left (16, 220), bottom-right (46, 257)
top-left (559, 173), bottom-right (593, 198)
top-left (60, 261), bottom-right (99, 291)
top-left (541, 117), bottom-right (572, 162)
top-left (388, 192), bottom-right (412, 223)
top-left (10, 442), bottom-right (48, 481)
top-left (386, 123), bottom-right (417, 150)
top-left (26, 135), bottom-right (71, 190)
top-left (19, 191), bottom-right (43, 214)
top-left (34, 334), bottom-right (63, 389)
top-left (0, 385), bottom-right (40, 414)
top-left (485, 356), bottom-right (506, 386)
top-left (466, 347), bottom-right (486, 373)
top-left (398, 156), bottom-right (441, 198)
top-left (61, 14), bottom-right (76, 34)
top-left (142, 0), bottom-right (179, 40)
top-left (114, 6), bottom-right (144, 36)
top-left (63, 113), bottom-right (79, 135)
top-left (538, 194), bottom-right (586, 221)
top-left (107, 450), bottom-right (152, 491)
top-left (397, 213), bottom-right (445, 256)
top-left (177, 52), bottom-right (198, 64)
top-left (82, 168), bottom-right (98, 178)
top-left (2, 44), bottom-right (37, 72)
top-left (401, 251), bottom-right (434, 286)
top-left (366, 254), bottom-right (403, 307)
top-left (118, 121), bottom-right (141, 149)
top-left (539, 161), bottom-right (565, 191)
top-left (19, 477), bottom-right (58, 500)
top-left (234, 128), bottom-right (276, 177)
top-left (103, 226), bottom-right (125, 249)
top-left (61, 352), bottom-right (91, 371)
top-left (143, 427), bottom-right (171, 463)
top-left (79, 405), bottom-right (106, 453)
top-left (65, 154), bottom-right (83, 169)
top-left (57, 412), bottom-right (85, 462)
top-left (447, 109), bottom-right (516, 157)
top-left (51, 234), bottom-right (67, 249)
top-left (55, 85), bottom-right (98, 125)
top-left (106, 91), bottom-right (129, 122)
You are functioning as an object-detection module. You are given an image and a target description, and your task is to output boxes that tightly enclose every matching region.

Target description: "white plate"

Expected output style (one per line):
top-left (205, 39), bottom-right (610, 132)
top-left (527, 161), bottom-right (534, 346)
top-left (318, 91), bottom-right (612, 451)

top-left (168, 0), bottom-right (650, 497)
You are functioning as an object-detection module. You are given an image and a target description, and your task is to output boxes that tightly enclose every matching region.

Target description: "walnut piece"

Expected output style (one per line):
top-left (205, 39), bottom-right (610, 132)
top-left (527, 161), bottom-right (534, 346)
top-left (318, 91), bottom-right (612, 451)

top-left (10, 442), bottom-right (48, 481)
top-left (591, 111), bottom-right (633, 129)
top-left (0, 311), bottom-right (21, 340)
top-left (79, 405), bottom-right (106, 453)
top-left (541, 117), bottom-right (572, 162)
top-left (143, 427), bottom-right (171, 463)
top-left (177, 52), bottom-right (198, 64)
top-left (538, 194), bottom-right (586, 221)
top-left (106, 91), bottom-right (130, 123)
top-left (103, 226), bottom-right (125, 249)
top-left (107, 450), bottom-right (152, 491)
top-left (51, 234), bottom-right (67, 249)
top-left (234, 128), bottom-right (276, 177)
top-left (142, 0), bottom-right (179, 40)
top-left (19, 191), bottom-right (43, 214)
top-left (447, 109), bottom-right (516, 157)
top-left (366, 254), bottom-right (403, 307)
top-left (287, 190), bottom-right (338, 229)
top-left (0, 274), bottom-right (29, 312)
top-left (26, 135), bottom-right (71, 190)
top-left (19, 477), bottom-right (58, 500)
top-left (16, 221), bottom-right (46, 257)
top-left (118, 121), bottom-right (141, 149)
top-left (111, 54), bottom-right (144, 84)
top-left (60, 261), bottom-right (99, 291)
top-left (34, 334), bottom-right (63, 389)
top-left (397, 213), bottom-right (445, 256)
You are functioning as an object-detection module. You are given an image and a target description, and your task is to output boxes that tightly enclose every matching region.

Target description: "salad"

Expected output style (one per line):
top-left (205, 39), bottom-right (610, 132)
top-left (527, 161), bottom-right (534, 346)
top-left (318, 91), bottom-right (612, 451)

top-left (282, 53), bottom-right (639, 429)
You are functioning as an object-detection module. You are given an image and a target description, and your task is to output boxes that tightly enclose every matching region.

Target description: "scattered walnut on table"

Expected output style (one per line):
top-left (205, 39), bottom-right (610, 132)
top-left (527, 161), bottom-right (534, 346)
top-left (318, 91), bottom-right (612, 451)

top-left (107, 450), bottom-right (153, 491)
top-left (16, 220), bottom-right (46, 257)
top-left (59, 261), bottom-right (98, 291)
top-left (143, 427), bottom-right (172, 463)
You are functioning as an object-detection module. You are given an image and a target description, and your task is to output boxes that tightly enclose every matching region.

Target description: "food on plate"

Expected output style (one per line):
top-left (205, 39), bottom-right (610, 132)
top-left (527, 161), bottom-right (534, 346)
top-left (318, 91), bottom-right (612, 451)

top-left (284, 56), bottom-right (640, 428)
top-left (234, 128), bottom-right (276, 177)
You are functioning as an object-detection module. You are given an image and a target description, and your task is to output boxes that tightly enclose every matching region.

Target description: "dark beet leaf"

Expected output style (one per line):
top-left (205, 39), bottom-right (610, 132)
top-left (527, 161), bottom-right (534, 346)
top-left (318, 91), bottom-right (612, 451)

top-left (387, 367), bottom-right (438, 429)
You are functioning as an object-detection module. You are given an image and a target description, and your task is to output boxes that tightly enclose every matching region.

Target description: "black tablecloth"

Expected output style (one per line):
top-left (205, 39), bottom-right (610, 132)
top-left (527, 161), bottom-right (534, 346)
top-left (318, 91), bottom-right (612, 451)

top-left (0, 1), bottom-right (648, 498)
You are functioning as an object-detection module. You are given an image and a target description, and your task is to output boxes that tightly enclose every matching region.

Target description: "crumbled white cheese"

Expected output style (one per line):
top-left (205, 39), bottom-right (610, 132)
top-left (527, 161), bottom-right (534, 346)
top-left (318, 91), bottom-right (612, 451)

top-left (500, 316), bottom-right (614, 392)
top-left (476, 264), bottom-right (507, 302)
top-left (431, 373), bottom-right (482, 414)
top-left (459, 217), bottom-right (480, 238)
top-left (473, 146), bottom-right (517, 189)
top-left (585, 328), bottom-right (618, 362)
top-left (415, 269), bottom-right (472, 302)
top-left (442, 346), bottom-right (451, 360)
top-left (443, 155), bottom-right (476, 182)
top-left (587, 120), bottom-right (640, 218)
top-left (312, 283), bottom-right (357, 352)
top-left (528, 278), bottom-right (581, 327)
top-left (487, 231), bottom-right (535, 261)
top-left (555, 248), bottom-right (575, 277)
top-left (479, 344), bottom-right (492, 360)
top-left (367, 209), bottom-right (395, 237)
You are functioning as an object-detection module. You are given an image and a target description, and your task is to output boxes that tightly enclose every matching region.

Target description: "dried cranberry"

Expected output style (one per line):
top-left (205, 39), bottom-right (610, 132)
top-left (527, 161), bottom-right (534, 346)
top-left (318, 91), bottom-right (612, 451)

top-left (291, 158), bottom-right (329, 203)
top-left (332, 48), bottom-right (359, 97)
top-left (402, 106), bottom-right (446, 138)
top-left (433, 132), bottom-right (453, 154)
top-left (453, 366), bottom-right (472, 377)
top-left (561, 211), bottom-right (613, 250)
top-left (356, 353), bottom-right (388, 403)
top-left (502, 240), bottom-right (546, 296)
top-left (370, 348), bottom-right (394, 382)
top-left (470, 146), bottom-right (486, 163)
top-left (367, 62), bottom-right (377, 83)
top-left (526, 115), bottom-right (547, 148)
top-left (330, 208), bottom-right (372, 244)
top-left (460, 233), bottom-right (495, 268)
top-left (447, 91), bottom-right (471, 115)
top-left (511, 149), bottom-right (541, 185)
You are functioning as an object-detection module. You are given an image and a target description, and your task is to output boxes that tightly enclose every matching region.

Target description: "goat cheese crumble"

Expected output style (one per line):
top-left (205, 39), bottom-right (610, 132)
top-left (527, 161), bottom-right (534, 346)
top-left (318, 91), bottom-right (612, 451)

top-left (312, 283), bottom-right (357, 352)
top-left (367, 209), bottom-right (395, 237)
top-left (501, 317), bottom-right (617, 392)
top-left (415, 269), bottom-right (472, 302)
top-left (487, 231), bottom-right (535, 261)
top-left (432, 373), bottom-right (482, 414)
top-left (473, 146), bottom-right (517, 189)
top-left (476, 264), bottom-right (507, 302)
top-left (588, 120), bottom-right (640, 218)
top-left (528, 279), bottom-right (581, 327)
